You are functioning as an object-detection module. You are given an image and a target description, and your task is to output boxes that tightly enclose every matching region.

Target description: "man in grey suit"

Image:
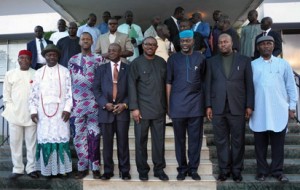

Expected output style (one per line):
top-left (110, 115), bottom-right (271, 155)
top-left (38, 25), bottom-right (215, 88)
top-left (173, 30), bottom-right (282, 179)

top-left (205, 33), bottom-right (254, 182)
top-left (95, 17), bottom-right (133, 63)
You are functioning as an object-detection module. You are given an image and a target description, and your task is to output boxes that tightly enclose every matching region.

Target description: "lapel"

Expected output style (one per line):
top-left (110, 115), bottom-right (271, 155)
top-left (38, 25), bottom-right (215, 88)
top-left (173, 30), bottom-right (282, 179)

top-left (228, 53), bottom-right (238, 78)
top-left (118, 62), bottom-right (126, 83)
top-left (215, 54), bottom-right (226, 78)
top-left (114, 32), bottom-right (120, 44)
top-left (106, 62), bottom-right (113, 84)
top-left (104, 33), bottom-right (110, 48)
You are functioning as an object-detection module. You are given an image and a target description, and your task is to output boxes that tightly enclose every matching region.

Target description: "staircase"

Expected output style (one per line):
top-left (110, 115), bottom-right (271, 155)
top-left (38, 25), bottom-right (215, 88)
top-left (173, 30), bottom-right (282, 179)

top-left (0, 120), bottom-right (299, 189)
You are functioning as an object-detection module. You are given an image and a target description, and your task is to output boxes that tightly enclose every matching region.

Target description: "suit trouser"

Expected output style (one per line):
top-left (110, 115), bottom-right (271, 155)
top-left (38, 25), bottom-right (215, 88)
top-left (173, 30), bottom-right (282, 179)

top-left (9, 123), bottom-right (37, 174)
top-left (73, 111), bottom-right (100, 171)
top-left (253, 127), bottom-right (286, 176)
top-left (172, 117), bottom-right (203, 173)
top-left (212, 108), bottom-right (245, 175)
top-left (101, 119), bottom-right (130, 174)
top-left (134, 116), bottom-right (166, 175)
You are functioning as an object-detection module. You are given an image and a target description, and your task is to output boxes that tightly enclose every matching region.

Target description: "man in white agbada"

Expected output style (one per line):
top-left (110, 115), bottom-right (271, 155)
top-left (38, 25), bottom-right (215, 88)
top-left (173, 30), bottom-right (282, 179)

top-left (29, 44), bottom-right (73, 177)
top-left (2, 50), bottom-right (39, 180)
top-left (250, 36), bottom-right (298, 183)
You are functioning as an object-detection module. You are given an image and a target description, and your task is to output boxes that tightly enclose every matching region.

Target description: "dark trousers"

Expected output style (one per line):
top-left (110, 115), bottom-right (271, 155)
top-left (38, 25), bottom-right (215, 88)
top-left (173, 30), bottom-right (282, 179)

top-left (134, 116), bottom-right (166, 175)
top-left (101, 119), bottom-right (130, 174)
top-left (253, 127), bottom-right (286, 176)
top-left (212, 105), bottom-right (245, 175)
top-left (172, 116), bottom-right (203, 173)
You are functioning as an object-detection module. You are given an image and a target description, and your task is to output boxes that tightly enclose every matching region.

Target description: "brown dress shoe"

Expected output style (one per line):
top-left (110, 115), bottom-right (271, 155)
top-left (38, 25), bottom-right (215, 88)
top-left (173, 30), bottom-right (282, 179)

top-left (74, 170), bottom-right (88, 179)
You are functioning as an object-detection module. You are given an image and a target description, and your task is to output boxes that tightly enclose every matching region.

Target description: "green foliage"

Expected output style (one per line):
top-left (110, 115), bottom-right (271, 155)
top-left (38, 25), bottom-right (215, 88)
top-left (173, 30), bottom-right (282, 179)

top-left (44, 31), bottom-right (55, 40)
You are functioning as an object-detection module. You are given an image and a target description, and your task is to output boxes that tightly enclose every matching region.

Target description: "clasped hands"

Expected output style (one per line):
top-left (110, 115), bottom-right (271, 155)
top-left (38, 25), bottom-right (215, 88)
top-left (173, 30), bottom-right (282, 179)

top-left (105, 103), bottom-right (125, 114)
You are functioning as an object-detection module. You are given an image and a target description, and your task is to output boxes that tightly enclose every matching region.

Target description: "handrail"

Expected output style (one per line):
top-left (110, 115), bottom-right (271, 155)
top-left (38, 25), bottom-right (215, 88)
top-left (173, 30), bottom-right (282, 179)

top-left (0, 95), bottom-right (9, 146)
top-left (294, 71), bottom-right (300, 122)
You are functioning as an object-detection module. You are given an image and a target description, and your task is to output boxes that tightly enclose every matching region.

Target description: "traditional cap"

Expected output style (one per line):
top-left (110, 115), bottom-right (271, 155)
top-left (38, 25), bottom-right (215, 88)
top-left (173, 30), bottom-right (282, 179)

top-left (41, 44), bottom-right (61, 57)
top-left (18, 50), bottom-right (32, 58)
top-left (256, 36), bottom-right (274, 44)
top-left (179, 30), bottom-right (194, 39)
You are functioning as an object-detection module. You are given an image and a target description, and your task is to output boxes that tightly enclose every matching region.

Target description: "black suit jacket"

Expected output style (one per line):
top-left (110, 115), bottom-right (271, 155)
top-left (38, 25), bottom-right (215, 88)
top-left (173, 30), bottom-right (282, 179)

top-left (254, 30), bottom-right (282, 59)
top-left (27, 39), bottom-right (53, 69)
top-left (93, 62), bottom-right (130, 123)
top-left (205, 53), bottom-right (254, 115)
top-left (164, 17), bottom-right (179, 42)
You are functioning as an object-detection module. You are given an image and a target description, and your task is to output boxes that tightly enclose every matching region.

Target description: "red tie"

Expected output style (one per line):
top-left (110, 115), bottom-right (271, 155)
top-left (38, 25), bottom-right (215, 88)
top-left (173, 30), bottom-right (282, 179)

top-left (112, 63), bottom-right (118, 101)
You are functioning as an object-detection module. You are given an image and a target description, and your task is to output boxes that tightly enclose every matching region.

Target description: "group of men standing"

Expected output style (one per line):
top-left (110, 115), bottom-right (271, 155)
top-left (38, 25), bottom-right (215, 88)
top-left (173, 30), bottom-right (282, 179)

top-left (1, 6), bottom-right (298, 185)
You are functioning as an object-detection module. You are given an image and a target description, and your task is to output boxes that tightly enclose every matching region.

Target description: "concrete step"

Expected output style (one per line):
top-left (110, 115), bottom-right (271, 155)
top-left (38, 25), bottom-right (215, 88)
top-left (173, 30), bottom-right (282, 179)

top-left (205, 134), bottom-right (300, 146)
top-left (203, 121), bottom-right (300, 134)
top-left (211, 159), bottom-right (300, 174)
top-left (208, 145), bottom-right (300, 159)
top-left (0, 171), bottom-right (82, 190)
top-left (83, 174), bottom-right (216, 190)
top-left (215, 174), bottom-right (300, 190)
top-left (0, 157), bottom-right (213, 175)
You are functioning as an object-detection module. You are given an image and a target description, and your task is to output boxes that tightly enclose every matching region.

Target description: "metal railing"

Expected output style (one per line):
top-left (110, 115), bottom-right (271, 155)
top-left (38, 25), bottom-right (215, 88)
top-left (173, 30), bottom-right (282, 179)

top-left (0, 95), bottom-right (9, 145)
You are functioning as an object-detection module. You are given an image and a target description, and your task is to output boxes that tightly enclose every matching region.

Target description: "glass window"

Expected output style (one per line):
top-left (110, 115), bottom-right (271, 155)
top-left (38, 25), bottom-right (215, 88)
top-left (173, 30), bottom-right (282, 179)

top-left (282, 34), bottom-right (300, 73)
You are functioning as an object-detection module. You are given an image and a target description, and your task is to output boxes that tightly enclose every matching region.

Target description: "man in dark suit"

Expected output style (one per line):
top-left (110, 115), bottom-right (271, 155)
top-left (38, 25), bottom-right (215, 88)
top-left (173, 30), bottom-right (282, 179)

top-left (93, 43), bottom-right (131, 180)
top-left (164, 6), bottom-right (184, 42)
top-left (27, 25), bottom-right (53, 70)
top-left (206, 33), bottom-right (254, 182)
top-left (253, 17), bottom-right (282, 59)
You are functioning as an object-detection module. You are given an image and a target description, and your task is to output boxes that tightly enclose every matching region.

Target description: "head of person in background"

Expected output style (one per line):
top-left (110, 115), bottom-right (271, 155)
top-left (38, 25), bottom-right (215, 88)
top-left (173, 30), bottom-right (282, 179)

top-left (87, 13), bottom-right (97, 27)
top-left (217, 14), bottom-right (231, 31)
top-left (68, 22), bottom-right (78, 38)
top-left (213, 10), bottom-right (222, 24)
top-left (247, 10), bottom-right (259, 24)
top-left (179, 18), bottom-right (192, 31)
top-left (179, 30), bottom-right (194, 55)
top-left (218, 33), bottom-right (233, 56)
top-left (42, 44), bottom-right (61, 67)
top-left (18, 50), bottom-right (32, 71)
top-left (173, 6), bottom-right (185, 21)
top-left (260, 17), bottom-right (272, 31)
top-left (108, 17), bottom-right (119, 34)
top-left (256, 36), bottom-right (274, 59)
top-left (156, 24), bottom-right (170, 40)
top-left (102, 11), bottom-right (111, 24)
top-left (191, 12), bottom-right (203, 25)
top-left (57, 19), bottom-right (67, 32)
top-left (142, 37), bottom-right (158, 59)
top-left (151, 16), bottom-right (161, 30)
top-left (79, 32), bottom-right (93, 52)
top-left (34, 25), bottom-right (44, 39)
top-left (124, 10), bottom-right (134, 25)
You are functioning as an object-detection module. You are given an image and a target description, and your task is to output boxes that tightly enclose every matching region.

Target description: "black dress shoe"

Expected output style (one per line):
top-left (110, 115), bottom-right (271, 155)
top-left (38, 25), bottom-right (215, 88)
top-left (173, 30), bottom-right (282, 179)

top-left (255, 173), bottom-right (267, 181)
top-left (188, 172), bottom-right (201, 180)
top-left (177, 172), bottom-right (187, 180)
top-left (119, 172), bottom-right (131, 180)
top-left (74, 170), bottom-right (88, 179)
top-left (232, 174), bottom-right (243, 183)
top-left (217, 173), bottom-right (230, 181)
top-left (9, 173), bottom-right (23, 180)
top-left (28, 171), bottom-right (39, 179)
top-left (100, 172), bottom-right (113, 180)
top-left (93, 170), bottom-right (101, 179)
top-left (139, 173), bottom-right (149, 181)
top-left (273, 174), bottom-right (289, 183)
top-left (154, 171), bottom-right (169, 181)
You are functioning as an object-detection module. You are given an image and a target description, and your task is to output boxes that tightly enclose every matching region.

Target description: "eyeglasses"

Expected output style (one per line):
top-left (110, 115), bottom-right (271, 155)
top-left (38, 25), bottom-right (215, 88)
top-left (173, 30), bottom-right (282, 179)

top-left (143, 43), bottom-right (157, 47)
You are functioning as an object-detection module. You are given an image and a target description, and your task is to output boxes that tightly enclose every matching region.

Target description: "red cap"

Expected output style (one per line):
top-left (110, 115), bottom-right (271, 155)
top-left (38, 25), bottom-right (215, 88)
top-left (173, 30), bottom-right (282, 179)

top-left (18, 50), bottom-right (32, 58)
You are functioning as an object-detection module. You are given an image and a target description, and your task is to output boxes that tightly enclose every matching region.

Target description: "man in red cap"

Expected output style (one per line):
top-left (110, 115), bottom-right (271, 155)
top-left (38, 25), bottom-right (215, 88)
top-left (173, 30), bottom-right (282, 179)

top-left (2, 50), bottom-right (39, 180)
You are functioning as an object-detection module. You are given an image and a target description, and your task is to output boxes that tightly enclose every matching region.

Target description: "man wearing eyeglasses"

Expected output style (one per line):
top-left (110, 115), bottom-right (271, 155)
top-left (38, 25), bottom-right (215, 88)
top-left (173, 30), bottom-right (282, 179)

top-left (166, 30), bottom-right (206, 181)
top-left (128, 36), bottom-right (168, 181)
top-left (95, 17), bottom-right (133, 63)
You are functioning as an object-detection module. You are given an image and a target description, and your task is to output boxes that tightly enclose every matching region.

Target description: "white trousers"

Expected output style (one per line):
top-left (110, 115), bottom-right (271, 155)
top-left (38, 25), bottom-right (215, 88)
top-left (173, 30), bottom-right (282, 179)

top-left (9, 123), bottom-right (37, 174)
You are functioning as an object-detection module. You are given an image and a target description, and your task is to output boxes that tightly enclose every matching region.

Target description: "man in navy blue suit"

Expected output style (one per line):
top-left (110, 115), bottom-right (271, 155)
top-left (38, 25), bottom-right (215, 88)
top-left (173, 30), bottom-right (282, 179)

top-left (27, 25), bottom-right (53, 70)
top-left (93, 43), bottom-right (131, 180)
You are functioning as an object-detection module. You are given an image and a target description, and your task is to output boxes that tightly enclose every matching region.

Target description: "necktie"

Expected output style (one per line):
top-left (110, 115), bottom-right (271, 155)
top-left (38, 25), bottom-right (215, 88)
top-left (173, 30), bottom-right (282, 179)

top-left (263, 32), bottom-right (267, 36)
top-left (112, 63), bottom-right (118, 101)
top-left (40, 39), bottom-right (44, 51)
top-left (176, 20), bottom-right (180, 30)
